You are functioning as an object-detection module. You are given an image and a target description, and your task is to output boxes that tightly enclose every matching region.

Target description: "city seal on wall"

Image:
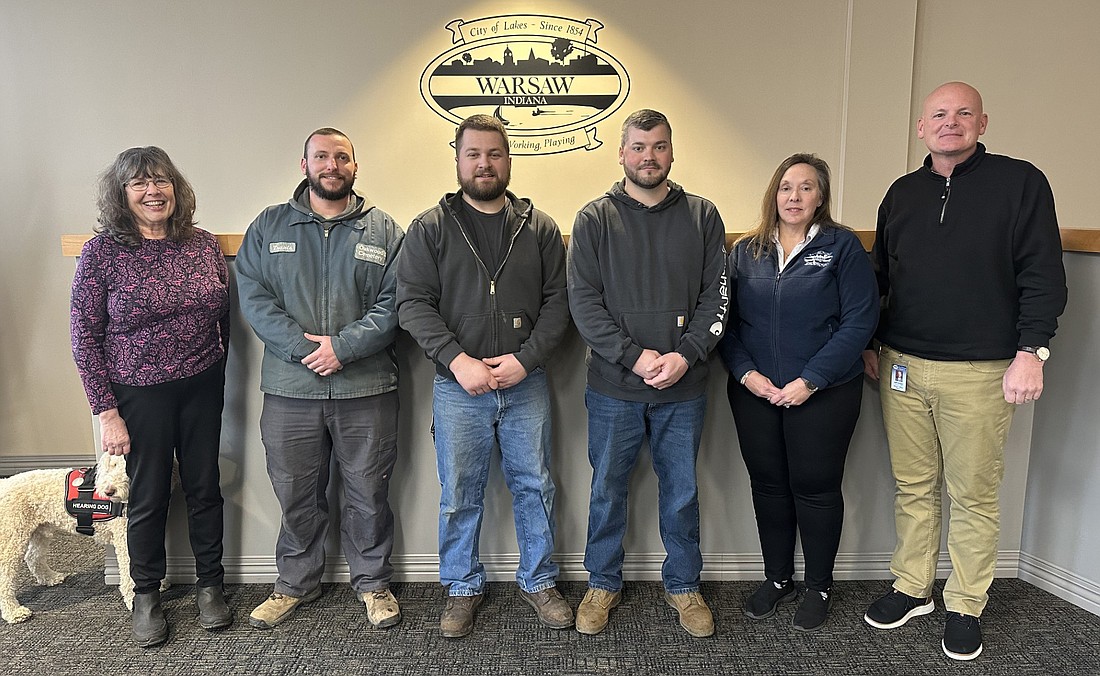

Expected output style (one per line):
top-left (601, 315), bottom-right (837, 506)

top-left (420, 14), bottom-right (631, 156)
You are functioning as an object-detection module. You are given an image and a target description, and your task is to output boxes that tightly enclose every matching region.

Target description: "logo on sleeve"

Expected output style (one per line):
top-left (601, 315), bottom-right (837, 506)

top-left (803, 251), bottom-right (833, 268)
top-left (269, 242), bottom-right (296, 254)
top-left (355, 243), bottom-right (388, 265)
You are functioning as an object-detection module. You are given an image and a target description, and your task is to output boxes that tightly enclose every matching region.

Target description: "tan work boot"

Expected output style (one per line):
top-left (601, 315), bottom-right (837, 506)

top-left (665, 590), bottom-right (715, 637)
top-left (575, 587), bottom-right (621, 635)
top-left (440, 594), bottom-right (483, 638)
top-left (248, 587), bottom-right (322, 629)
top-left (361, 588), bottom-right (401, 628)
top-left (518, 586), bottom-right (574, 629)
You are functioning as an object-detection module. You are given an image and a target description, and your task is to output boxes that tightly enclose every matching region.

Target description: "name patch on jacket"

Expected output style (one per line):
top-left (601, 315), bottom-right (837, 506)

top-left (803, 251), bottom-right (833, 268)
top-left (269, 242), bottom-right (297, 254)
top-left (355, 244), bottom-right (387, 265)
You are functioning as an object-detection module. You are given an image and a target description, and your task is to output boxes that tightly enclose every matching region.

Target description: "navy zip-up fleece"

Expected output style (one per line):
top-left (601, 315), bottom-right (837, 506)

top-left (719, 226), bottom-right (878, 390)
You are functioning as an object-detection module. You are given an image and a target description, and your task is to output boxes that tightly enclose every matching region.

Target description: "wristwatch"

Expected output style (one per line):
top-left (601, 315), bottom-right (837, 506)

top-left (800, 377), bottom-right (819, 392)
top-left (1019, 346), bottom-right (1050, 362)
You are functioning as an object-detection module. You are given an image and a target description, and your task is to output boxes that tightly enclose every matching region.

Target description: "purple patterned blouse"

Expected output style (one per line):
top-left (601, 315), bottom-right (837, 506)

top-left (70, 229), bottom-right (230, 414)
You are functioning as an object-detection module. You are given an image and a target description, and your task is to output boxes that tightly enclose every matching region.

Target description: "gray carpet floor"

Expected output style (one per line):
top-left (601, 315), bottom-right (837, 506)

top-left (1, 536), bottom-right (1097, 675)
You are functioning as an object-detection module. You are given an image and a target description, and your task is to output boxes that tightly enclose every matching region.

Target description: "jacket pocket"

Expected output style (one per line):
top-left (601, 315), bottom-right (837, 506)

top-left (619, 309), bottom-right (688, 353)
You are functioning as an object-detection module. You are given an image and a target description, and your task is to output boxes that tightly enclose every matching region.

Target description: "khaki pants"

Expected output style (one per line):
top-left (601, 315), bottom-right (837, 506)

top-left (878, 345), bottom-right (1015, 616)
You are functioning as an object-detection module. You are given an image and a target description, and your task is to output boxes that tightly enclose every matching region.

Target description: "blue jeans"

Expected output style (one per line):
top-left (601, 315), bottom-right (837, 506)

top-left (583, 387), bottom-right (706, 594)
top-left (433, 369), bottom-right (558, 596)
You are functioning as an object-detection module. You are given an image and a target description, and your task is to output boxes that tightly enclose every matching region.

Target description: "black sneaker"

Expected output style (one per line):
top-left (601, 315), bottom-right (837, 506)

top-left (743, 579), bottom-right (796, 620)
top-left (942, 611), bottom-right (983, 661)
top-left (792, 589), bottom-right (830, 632)
top-left (864, 589), bottom-right (934, 629)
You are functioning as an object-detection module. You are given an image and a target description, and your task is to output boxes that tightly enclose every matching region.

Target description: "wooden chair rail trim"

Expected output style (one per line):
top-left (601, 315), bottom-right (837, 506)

top-left (61, 229), bottom-right (1100, 257)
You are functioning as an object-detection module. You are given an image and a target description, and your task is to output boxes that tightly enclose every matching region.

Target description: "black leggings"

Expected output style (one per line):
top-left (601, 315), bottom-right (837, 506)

top-left (726, 374), bottom-right (863, 591)
top-left (113, 361), bottom-right (226, 593)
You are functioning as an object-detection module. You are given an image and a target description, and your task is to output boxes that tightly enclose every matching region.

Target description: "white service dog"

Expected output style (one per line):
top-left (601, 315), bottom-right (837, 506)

top-left (0, 453), bottom-right (136, 623)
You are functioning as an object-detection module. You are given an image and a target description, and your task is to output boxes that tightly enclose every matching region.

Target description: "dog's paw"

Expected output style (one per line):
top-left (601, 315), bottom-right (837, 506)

top-left (3, 606), bottom-right (33, 624)
top-left (159, 579), bottom-right (171, 592)
top-left (36, 572), bottom-right (67, 587)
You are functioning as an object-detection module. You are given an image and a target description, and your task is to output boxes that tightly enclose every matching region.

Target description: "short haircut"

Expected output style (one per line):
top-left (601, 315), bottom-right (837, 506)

top-left (620, 109), bottom-right (672, 147)
top-left (303, 127), bottom-right (355, 161)
top-left (95, 146), bottom-right (197, 247)
top-left (455, 114), bottom-right (510, 154)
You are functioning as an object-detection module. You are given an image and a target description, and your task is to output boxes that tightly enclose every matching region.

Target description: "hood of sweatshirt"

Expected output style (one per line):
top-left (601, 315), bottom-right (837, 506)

top-left (438, 189), bottom-right (534, 222)
top-left (605, 179), bottom-right (685, 213)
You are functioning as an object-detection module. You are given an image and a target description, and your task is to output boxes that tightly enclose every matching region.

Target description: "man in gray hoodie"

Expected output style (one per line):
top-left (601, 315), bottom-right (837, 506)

top-left (568, 109), bottom-right (728, 638)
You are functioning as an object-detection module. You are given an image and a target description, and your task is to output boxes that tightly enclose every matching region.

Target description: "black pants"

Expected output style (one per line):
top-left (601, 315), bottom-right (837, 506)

top-left (726, 374), bottom-right (863, 591)
top-left (113, 361), bottom-right (226, 593)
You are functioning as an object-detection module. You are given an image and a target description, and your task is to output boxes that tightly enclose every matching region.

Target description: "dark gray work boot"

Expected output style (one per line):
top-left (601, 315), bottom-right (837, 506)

top-left (196, 585), bottom-right (233, 630)
top-left (132, 590), bottom-right (168, 647)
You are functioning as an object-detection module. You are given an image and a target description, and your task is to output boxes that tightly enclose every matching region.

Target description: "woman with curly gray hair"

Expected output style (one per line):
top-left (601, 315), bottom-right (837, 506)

top-left (70, 146), bottom-right (231, 646)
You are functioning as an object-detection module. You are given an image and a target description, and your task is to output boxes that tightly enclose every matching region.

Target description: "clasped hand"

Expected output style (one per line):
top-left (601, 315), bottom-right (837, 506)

top-left (632, 349), bottom-right (689, 390)
top-left (743, 371), bottom-right (814, 408)
top-left (302, 333), bottom-right (343, 377)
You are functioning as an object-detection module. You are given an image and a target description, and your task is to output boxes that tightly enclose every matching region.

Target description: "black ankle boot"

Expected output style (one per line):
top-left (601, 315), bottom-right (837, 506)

top-left (132, 590), bottom-right (168, 647)
top-left (196, 584), bottom-right (232, 630)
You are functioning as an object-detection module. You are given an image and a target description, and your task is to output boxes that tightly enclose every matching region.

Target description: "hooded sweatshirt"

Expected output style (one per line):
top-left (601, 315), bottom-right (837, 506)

top-left (397, 191), bottom-right (569, 379)
top-left (568, 180), bottom-right (729, 403)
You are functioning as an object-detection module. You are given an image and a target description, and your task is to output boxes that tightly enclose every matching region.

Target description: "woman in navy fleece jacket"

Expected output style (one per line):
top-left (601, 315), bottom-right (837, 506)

top-left (718, 154), bottom-right (877, 632)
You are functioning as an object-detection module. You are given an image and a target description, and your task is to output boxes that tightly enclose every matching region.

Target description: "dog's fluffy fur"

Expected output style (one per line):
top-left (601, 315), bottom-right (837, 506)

top-left (0, 453), bottom-right (134, 623)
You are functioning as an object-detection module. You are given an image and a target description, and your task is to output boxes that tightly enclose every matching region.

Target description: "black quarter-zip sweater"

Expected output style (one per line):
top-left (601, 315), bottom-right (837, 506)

top-left (873, 143), bottom-right (1067, 360)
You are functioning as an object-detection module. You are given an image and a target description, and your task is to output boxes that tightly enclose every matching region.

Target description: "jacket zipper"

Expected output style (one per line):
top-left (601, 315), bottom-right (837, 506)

top-left (321, 223), bottom-right (333, 397)
top-left (769, 232), bottom-right (827, 384)
top-left (939, 176), bottom-right (952, 224)
top-left (445, 201), bottom-right (529, 354)
top-left (772, 266), bottom-right (783, 384)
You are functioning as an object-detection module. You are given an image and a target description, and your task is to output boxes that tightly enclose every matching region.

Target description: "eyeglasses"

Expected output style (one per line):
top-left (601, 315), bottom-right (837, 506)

top-left (125, 177), bottom-right (172, 191)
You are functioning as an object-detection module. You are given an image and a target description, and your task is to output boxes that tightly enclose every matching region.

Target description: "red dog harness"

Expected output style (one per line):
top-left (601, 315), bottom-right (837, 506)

top-left (64, 466), bottom-right (124, 536)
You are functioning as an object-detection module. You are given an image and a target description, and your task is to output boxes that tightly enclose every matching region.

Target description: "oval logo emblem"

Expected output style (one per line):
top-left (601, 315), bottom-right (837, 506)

top-left (420, 15), bottom-right (631, 156)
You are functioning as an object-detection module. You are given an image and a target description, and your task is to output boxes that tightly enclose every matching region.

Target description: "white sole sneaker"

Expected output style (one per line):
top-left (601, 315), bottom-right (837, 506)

top-left (942, 639), bottom-right (983, 661)
top-left (864, 597), bottom-right (935, 629)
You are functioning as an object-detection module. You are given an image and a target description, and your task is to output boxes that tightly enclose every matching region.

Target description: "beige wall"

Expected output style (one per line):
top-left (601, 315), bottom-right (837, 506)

top-left (4, 0), bottom-right (1096, 460)
top-left (2, 0), bottom-right (1098, 600)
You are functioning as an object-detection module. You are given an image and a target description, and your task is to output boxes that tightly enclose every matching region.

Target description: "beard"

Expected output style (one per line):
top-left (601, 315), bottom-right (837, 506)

top-left (624, 162), bottom-right (669, 190)
top-left (307, 170), bottom-right (355, 201)
top-left (458, 168), bottom-right (510, 202)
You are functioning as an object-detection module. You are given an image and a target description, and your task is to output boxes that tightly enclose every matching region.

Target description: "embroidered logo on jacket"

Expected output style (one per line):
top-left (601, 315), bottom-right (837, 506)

top-left (355, 244), bottom-right (388, 265)
top-left (803, 251), bottom-right (833, 268)
top-left (269, 242), bottom-right (296, 254)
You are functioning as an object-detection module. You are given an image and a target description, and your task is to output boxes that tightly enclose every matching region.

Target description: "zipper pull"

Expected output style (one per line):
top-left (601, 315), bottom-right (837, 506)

top-left (939, 177), bottom-right (952, 224)
top-left (490, 280), bottom-right (496, 295)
